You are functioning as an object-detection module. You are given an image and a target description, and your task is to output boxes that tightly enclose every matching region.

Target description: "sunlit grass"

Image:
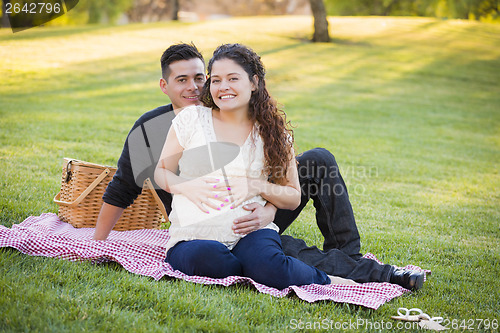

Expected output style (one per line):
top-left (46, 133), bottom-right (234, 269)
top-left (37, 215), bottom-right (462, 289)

top-left (1, 16), bottom-right (499, 331)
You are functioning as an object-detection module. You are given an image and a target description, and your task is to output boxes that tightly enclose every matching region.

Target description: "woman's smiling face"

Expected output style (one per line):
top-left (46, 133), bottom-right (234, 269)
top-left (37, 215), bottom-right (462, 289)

top-left (209, 58), bottom-right (256, 113)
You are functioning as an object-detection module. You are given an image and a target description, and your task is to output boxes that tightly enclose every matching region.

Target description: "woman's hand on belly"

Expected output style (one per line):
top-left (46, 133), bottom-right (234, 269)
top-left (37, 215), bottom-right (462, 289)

top-left (213, 177), bottom-right (264, 209)
top-left (171, 177), bottom-right (228, 213)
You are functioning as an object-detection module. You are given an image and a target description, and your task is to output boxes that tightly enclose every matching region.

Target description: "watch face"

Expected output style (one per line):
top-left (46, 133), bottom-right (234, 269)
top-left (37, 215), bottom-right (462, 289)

top-left (6, 0), bottom-right (80, 33)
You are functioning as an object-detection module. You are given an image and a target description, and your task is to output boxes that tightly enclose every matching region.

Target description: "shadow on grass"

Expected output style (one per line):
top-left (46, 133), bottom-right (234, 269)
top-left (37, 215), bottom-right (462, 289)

top-left (271, 33), bottom-right (373, 47)
top-left (0, 21), bottom-right (189, 41)
top-left (259, 41), bottom-right (308, 56)
top-left (0, 24), bottom-right (117, 41)
top-left (330, 37), bottom-right (372, 47)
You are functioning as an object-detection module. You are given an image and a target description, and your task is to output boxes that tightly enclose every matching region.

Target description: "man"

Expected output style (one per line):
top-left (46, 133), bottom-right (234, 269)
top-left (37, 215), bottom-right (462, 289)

top-left (93, 43), bottom-right (424, 290)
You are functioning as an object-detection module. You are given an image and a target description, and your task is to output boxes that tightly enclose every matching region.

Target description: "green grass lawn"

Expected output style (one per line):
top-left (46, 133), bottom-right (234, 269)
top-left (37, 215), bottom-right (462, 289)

top-left (1, 16), bottom-right (499, 332)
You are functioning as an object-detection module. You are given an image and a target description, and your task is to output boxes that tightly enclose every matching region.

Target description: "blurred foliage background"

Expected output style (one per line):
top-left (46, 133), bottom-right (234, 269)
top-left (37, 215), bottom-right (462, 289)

top-left (1, 0), bottom-right (499, 28)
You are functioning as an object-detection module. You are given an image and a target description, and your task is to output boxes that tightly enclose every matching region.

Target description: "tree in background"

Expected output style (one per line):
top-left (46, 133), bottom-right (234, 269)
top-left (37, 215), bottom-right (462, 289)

top-left (67, 0), bottom-right (180, 24)
top-left (324, 0), bottom-right (499, 21)
top-left (253, 0), bottom-right (309, 14)
top-left (475, 0), bottom-right (499, 20)
top-left (171, 0), bottom-right (179, 20)
top-left (3, 0), bottom-right (496, 29)
top-left (437, 0), bottom-right (499, 20)
top-left (1, 0), bottom-right (10, 28)
top-left (309, 0), bottom-right (330, 42)
top-left (82, 0), bottom-right (135, 24)
top-left (126, 0), bottom-right (169, 22)
top-left (126, 0), bottom-right (188, 22)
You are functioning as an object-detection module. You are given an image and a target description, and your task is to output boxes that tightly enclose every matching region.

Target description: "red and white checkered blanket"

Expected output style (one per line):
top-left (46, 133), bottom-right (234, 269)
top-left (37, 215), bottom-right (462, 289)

top-left (0, 213), bottom-right (427, 309)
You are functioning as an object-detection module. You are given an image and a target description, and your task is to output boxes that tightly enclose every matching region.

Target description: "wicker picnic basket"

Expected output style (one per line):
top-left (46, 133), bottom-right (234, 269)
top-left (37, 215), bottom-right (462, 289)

top-left (53, 158), bottom-right (168, 231)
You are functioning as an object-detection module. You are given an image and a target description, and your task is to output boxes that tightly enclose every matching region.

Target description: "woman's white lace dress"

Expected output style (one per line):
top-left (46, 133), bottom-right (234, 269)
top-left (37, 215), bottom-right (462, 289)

top-left (164, 105), bottom-right (279, 254)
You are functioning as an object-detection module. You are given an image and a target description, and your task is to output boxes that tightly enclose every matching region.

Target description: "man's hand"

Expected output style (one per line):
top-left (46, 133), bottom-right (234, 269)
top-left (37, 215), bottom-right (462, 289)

top-left (93, 203), bottom-right (125, 240)
top-left (232, 202), bottom-right (277, 235)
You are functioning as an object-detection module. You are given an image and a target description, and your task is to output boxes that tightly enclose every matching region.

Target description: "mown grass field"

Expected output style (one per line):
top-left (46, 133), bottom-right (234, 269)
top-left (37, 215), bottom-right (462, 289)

top-left (1, 15), bottom-right (499, 332)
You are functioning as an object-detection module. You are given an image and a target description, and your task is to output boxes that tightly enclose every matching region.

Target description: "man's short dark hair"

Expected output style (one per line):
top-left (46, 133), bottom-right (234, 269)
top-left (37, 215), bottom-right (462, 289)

top-left (160, 43), bottom-right (205, 81)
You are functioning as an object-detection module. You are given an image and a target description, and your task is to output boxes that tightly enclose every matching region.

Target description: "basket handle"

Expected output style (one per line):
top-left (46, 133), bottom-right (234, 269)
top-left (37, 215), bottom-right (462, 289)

top-left (143, 178), bottom-right (169, 222)
top-left (53, 168), bottom-right (111, 207)
top-left (54, 168), bottom-right (169, 222)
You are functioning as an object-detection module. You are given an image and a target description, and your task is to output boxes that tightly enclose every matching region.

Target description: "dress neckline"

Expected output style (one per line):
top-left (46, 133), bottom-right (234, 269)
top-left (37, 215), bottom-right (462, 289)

top-left (208, 108), bottom-right (254, 148)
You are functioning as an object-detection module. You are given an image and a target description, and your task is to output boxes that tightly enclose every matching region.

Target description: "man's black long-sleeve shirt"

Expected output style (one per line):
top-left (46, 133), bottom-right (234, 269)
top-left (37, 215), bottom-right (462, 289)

top-left (102, 104), bottom-right (174, 214)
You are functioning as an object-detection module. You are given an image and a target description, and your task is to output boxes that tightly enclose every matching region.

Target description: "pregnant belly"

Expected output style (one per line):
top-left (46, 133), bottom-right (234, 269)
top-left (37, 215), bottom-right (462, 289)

top-left (170, 194), bottom-right (267, 228)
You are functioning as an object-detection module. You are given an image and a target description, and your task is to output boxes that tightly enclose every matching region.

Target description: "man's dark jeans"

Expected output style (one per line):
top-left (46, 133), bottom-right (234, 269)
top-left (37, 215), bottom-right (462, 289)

top-left (275, 148), bottom-right (393, 283)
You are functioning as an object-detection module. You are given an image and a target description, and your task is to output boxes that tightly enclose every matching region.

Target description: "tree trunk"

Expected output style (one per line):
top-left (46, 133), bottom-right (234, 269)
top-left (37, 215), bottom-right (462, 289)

top-left (309, 0), bottom-right (330, 42)
top-left (127, 0), bottom-right (171, 23)
top-left (383, 0), bottom-right (397, 16)
top-left (171, 0), bottom-right (179, 20)
top-left (88, 1), bottom-right (102, 24)
top-left (2, 0), bottom-right (11, 28)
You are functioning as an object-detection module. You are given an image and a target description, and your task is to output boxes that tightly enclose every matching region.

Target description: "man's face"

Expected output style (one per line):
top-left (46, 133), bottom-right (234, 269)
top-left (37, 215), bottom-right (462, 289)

top-left (160, 58), bottom-right (206, 110)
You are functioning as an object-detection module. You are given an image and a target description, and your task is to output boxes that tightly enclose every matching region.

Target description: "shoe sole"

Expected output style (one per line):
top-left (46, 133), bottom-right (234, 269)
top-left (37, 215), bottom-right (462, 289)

top-left (411, 273), bottom-right (425, 291)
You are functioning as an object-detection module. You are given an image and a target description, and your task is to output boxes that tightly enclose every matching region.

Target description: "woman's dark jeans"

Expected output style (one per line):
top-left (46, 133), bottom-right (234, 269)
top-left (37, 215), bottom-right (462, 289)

top-left (166, 229), bottom-right (331, 289)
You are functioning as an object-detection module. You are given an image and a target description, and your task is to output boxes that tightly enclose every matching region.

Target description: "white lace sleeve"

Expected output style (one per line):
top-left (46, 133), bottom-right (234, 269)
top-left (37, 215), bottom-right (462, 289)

top-left (171, 106), bottom-right (199, 148)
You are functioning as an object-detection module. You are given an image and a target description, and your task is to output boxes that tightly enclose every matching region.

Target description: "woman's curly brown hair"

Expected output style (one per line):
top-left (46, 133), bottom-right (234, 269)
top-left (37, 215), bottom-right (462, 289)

top-left (199, 43), bottom-right (294, 184)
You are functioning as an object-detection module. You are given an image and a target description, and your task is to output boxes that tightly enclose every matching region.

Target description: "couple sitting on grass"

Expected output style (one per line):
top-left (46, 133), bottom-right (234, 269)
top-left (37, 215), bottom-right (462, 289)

top-left (93, 42), bottom-right (424, 291)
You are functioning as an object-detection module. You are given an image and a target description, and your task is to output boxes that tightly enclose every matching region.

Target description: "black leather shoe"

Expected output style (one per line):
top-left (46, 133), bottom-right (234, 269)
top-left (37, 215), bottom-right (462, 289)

top-left (389, 268), bottom-right (425, 291)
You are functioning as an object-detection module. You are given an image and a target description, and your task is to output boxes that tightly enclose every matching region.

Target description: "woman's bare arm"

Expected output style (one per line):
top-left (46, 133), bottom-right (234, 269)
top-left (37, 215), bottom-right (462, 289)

top-left (154, 127), bottom-right (221, 213)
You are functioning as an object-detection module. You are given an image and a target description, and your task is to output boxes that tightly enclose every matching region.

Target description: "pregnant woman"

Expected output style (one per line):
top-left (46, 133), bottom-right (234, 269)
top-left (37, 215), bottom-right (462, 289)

top-left (155, 43), bottom-right (332, 290)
